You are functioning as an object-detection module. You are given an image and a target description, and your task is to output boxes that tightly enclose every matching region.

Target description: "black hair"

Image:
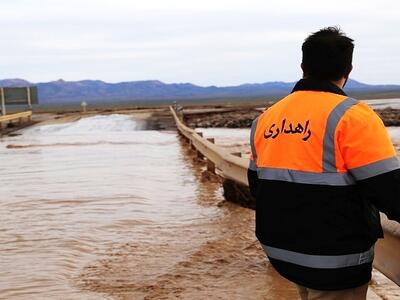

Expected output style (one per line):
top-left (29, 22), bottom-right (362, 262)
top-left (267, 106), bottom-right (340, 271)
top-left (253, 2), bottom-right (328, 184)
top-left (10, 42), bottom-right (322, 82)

top-left (302, 26), bottom-right (354, 81)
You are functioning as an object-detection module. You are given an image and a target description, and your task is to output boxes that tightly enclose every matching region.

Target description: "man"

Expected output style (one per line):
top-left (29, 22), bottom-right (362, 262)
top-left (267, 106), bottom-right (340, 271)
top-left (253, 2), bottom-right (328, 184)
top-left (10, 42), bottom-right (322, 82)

top-left (248, 27), bottom-right (400, 300)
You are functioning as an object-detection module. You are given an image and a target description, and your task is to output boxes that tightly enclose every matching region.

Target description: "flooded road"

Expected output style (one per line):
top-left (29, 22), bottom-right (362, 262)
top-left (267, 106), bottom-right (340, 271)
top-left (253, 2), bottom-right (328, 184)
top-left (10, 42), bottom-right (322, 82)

top-left (365, 98), bottom-right (400, 109)
top-left (0, 114), bottom-right (299, 299)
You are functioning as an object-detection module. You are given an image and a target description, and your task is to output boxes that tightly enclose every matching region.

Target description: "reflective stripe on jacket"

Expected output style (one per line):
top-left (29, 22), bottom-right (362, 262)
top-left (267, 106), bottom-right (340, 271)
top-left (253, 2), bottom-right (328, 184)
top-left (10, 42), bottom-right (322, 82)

top-left (249, 78), bottom-right (400, 290)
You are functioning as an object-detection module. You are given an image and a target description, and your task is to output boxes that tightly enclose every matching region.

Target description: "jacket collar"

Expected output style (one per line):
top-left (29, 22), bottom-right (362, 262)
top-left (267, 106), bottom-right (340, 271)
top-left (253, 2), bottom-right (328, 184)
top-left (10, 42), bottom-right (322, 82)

top-left (291, 78), bottom-right (347, 96)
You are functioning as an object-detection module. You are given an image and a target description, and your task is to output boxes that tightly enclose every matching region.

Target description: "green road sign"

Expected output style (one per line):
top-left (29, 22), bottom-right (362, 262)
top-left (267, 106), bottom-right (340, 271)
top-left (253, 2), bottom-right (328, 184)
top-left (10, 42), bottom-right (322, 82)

top-left (1, 87), bottom-right (38, 105)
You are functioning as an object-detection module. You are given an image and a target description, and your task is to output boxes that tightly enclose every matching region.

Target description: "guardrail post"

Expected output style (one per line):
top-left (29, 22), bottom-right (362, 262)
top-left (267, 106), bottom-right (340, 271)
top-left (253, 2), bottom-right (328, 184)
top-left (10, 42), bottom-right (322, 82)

top-left (197, 150), bottom-right (204, 159)
top-left (189, 140), bottom-right (196, 150)
top-left (231, 152), bottom-right (242, 157)
top-left (1, 88), bottom-right (6, 116)
top-left (194, 132), bottom-right (204, 159)
top-left (207, 159), bottom-right (215, 173)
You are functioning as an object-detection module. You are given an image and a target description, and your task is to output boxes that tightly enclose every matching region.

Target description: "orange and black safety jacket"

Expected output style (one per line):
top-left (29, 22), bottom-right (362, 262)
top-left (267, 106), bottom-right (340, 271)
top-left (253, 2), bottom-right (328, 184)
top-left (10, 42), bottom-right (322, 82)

top-left (248, 78), bottom-right (400, 290)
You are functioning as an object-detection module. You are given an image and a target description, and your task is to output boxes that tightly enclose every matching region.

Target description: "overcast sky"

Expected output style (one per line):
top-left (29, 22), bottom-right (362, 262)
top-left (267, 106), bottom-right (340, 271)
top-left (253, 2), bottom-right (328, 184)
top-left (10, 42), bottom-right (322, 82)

top-left (1, 0), bottom-right (399, 86)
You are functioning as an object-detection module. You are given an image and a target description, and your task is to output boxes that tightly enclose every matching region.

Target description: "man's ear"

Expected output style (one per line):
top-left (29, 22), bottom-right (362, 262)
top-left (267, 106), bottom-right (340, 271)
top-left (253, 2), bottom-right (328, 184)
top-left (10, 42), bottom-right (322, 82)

top-left (301, 63), bottom-right (307, 78)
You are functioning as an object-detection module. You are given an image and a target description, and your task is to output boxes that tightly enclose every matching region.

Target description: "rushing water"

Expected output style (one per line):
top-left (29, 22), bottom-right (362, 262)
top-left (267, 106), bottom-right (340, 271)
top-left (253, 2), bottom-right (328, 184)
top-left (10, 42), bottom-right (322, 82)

top-left (364, 98), bottom-right (400, 109)
top-left (0, 115), bottom-right (216, 298)
top-left (0, 114), bottom-right (299, 299)
top-left (3, 113), bottom-right (398, 299)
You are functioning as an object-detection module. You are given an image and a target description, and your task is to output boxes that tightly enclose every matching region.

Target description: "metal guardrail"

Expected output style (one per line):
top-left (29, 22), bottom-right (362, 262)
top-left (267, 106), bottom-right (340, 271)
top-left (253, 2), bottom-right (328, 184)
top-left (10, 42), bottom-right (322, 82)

top-left (374, 219), bottom-right (400, 285)
top-left (0, 111), bottom-right (32, 126)
top-left (170, 106), bottom-right (248, 185)
top-left (170, 105), bottom-right (400, 286)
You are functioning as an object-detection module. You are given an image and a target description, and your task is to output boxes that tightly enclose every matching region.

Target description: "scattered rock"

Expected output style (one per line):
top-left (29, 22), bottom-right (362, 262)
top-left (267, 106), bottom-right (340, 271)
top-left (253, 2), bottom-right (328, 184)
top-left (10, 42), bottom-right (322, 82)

top-left (222, 179), bottom-right (256, 210)
top-left (185, 108), bottom-right (262, 128)
top-left (375, 107), bottom-right (400, 126)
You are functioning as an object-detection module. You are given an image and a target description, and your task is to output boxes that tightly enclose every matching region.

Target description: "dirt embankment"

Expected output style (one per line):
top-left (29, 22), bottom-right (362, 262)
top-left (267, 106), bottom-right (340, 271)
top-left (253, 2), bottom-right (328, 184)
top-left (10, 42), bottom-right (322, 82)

top-left (184, 108), bottom-right (261, 128)
top-left (183, 106), bottom-right (400, 128)
top-left (375, 107), bottom-right (400, 126)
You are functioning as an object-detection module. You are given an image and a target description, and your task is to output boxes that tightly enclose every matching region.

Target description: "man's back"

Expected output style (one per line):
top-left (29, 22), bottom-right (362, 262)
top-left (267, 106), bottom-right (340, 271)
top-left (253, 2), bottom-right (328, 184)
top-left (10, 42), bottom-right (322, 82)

top-left (249, 78), bottom-right (400, 291)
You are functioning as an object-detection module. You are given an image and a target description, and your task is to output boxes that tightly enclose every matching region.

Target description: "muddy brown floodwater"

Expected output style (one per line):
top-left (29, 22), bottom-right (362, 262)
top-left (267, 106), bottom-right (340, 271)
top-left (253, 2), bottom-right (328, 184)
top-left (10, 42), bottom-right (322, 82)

top-left (1, 112), bottom-right (399, 299)
top-left (0, 114), bottom-right (299, 300)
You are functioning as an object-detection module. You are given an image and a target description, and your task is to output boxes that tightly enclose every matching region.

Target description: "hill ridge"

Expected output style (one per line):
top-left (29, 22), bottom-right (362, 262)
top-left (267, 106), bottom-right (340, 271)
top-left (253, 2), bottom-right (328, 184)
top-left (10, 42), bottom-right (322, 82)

top-left (1, 78), bottom-right (399, 104)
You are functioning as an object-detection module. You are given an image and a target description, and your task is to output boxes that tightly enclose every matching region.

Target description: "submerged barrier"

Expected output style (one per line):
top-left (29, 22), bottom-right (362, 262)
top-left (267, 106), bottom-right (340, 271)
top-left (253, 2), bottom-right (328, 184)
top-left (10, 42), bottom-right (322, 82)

top-left (0, 111), bottom-right (32, 130)
top-left (170, 106), bottom-right (400, 286)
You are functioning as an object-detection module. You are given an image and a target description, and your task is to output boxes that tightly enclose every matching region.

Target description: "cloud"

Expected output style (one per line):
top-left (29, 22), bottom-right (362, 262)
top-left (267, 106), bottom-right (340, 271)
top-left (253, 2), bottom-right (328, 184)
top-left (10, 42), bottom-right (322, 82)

top-left (0, 0), bottom-right (399, 85)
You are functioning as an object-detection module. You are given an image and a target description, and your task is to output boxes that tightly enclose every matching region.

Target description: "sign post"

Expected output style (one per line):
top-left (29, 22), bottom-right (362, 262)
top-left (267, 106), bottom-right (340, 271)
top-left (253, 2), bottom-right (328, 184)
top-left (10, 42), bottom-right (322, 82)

top-left (1, 88), bottom-right (6, 116)
top-left (26, 87), bottom-right (32, 109)
top-left (81, 101), bottom-right (87, 113)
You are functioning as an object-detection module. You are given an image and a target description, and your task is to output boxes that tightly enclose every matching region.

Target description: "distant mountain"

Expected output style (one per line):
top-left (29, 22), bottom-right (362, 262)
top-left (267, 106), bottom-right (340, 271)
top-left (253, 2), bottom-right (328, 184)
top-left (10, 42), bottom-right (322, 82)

top-left (0, 78), bottom-right (32, 87)
top-left (1, 78), bottom-right (400, 104)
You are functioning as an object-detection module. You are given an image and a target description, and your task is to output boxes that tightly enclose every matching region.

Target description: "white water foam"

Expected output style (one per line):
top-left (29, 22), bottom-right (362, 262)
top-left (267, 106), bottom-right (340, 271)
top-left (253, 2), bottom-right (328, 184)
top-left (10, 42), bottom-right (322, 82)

top-left (388, 127), bottom-right (400, 145)
top-left (4, 114), bottom-right (172, 150)
top-left (22, 114), bottom-right (140, 136)
top-left (364, 98), bottom-right (400, 109)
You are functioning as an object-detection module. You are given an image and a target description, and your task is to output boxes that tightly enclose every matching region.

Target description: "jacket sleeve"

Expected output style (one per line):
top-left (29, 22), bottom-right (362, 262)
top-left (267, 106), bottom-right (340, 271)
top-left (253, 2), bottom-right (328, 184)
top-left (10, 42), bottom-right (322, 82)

top-left (338, 102), bottom-right (400, 222)
top-left (248, 117), bottom-right (260, 198)
top-left (357, 169), bottom-right (400, 222)
top-left (248, 153), bottom-right (258, 198)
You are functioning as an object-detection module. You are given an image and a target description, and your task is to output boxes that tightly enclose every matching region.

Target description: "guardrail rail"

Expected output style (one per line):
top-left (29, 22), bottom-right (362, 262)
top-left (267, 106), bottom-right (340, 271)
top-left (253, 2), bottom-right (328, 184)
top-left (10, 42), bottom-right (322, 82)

top-left (170, 105), bottom-right (400, 286)
top-left (0, 111), bottom-right (32, 130)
